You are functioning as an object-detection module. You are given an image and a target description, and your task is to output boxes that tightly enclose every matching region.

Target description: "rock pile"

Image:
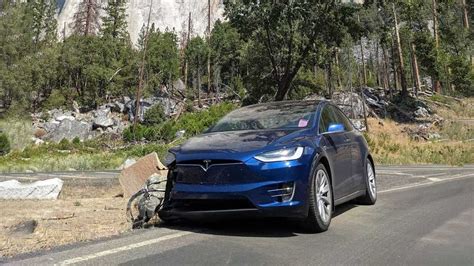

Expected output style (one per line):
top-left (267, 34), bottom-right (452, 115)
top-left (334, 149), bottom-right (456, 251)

top-left (32, 94), bottom-right (184, 143)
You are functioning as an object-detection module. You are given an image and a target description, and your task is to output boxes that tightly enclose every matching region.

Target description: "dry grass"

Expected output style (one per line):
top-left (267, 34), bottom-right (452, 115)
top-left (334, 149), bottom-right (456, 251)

top-left (0, 184), bottom-right (130, 257)
top-left (365, 118), bottom-right (473, 166)
top-left (430, 96), bottom-right (474, 120)
top-left (366, 96), bottom-right (474, 166)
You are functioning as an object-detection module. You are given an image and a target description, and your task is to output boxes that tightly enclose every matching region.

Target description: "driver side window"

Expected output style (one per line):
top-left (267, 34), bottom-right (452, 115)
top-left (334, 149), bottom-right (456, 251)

top-left (319, 106), bottom-right (337, 134)
top-left (319, 105), bottom-right (353, 134)
top-left (332, 107), bottom-right (353, 132)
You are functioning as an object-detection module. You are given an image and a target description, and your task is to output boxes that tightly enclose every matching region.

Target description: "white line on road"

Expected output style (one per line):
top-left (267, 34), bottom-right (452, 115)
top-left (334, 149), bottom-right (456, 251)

top-left (57, 231), bottom-right (192, 265)
top-left (379, 173), bottom-right (474, 194)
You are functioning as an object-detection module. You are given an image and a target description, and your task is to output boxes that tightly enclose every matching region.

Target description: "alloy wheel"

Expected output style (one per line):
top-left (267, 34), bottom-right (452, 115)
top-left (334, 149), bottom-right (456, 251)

top-left (367, 162), bottom-right (376, 199)
top-left (315, 169), bottom-right (332, 224)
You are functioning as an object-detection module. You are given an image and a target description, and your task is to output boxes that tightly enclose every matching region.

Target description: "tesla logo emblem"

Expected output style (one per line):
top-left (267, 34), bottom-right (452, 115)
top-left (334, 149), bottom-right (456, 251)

top-left (202, 160), bottom-right (212, 171)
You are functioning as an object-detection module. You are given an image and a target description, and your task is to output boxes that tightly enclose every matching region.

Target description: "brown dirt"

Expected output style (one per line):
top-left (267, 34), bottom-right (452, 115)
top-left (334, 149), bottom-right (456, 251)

top-left (0, 184), bottom-right (130, 258)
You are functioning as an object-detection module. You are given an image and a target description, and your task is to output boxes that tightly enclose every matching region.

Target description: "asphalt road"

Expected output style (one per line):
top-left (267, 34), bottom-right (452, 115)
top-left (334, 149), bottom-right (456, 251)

top-left (3, 165), bottom-right (474, 265)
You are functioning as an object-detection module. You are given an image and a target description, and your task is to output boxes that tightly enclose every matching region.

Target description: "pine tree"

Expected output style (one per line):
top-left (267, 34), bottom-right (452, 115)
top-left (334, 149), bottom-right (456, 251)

top-left (137, 24), bottom-right (146, 50)
top-left (30, 0), bottom-right (57, 46)
top-left (72, 0), bottom-right (100, 36)
top-left (101, 0), bottom-right (128, 41)
top-left (43, 0), bottom-right (57, 44)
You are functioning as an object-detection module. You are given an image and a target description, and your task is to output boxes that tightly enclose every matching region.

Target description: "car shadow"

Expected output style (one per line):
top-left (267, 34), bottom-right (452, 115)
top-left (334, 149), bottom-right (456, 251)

top-left (154, 202), bottom-right (360, 238)
top-left (333, 202), bottom-right (358, 218)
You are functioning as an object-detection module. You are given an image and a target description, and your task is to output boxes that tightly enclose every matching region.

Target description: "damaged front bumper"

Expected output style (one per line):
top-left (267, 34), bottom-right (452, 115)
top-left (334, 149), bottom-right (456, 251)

top-left (159, 161), bottom-right (311, 220)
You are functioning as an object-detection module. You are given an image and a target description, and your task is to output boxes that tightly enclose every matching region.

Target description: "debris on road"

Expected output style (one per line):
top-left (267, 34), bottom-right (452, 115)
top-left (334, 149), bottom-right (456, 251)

top-left (126, 173), bottom-right (167, 229)
top-left (118, 152), bottom-right (168, 198)
top-left (0, 178), bottom-right (63, 200)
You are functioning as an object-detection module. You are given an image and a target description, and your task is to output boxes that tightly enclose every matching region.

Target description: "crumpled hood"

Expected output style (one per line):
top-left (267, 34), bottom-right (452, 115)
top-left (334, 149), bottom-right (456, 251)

top-left (176, 129), bottom-right (301, 154)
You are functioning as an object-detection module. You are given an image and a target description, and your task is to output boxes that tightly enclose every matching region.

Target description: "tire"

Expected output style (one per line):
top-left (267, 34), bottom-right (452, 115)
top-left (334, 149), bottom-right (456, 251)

top-left (157, 211), bottom-right (178, 224)
top-left (302, 163), bottom-right (333, 233)
top-left (357, 159), bottom-right (377, 205)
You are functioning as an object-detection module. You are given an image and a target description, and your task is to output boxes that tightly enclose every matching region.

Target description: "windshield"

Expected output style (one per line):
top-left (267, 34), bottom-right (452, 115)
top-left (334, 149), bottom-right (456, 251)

top-left (209, 101), bottom-right (318, 133)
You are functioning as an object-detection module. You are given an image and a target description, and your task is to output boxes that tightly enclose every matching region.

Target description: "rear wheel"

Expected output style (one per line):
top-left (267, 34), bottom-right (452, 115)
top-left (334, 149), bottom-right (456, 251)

top-left (302, 163), bottom-right (333, 233)
top-left (358, 159), bottom-right (377, 205)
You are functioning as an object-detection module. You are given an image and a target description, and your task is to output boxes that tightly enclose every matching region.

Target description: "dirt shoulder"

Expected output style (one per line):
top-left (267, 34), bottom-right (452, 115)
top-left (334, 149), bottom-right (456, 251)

top-left (0, 183), bottom-right (129, 257)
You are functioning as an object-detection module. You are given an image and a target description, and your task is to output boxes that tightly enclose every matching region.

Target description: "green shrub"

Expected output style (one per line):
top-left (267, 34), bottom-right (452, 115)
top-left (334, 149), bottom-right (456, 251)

top-left (42, 89), bottom-right (68, 110)
top-left (72, 137), bottom-right (81, 145)
top-left (143, 105), bottom-right (166, 125)
top-left (123, 124), bottom-right (149, 142)
top-left (123, 102), bottom-right (237, 143)
top-left (58, 138), bottom-right (72, 150)
top-left (0, 133), bottom-right (11, 156)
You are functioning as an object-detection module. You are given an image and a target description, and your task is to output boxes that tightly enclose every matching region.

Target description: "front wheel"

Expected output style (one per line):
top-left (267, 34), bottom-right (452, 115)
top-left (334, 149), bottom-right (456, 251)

top-left (358, 159), bottom-right (377, 205)
top-left (302, 163), bottom-right (333, 233)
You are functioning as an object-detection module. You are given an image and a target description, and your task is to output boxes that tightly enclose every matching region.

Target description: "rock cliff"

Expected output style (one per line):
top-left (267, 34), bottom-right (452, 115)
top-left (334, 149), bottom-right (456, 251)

top-left (57, 0), bottom-right (225, 44)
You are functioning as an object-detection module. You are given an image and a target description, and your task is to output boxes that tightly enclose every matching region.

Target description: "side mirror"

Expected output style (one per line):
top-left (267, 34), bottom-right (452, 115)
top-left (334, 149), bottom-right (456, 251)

top-left (328, 123), bottom-right (345, 133)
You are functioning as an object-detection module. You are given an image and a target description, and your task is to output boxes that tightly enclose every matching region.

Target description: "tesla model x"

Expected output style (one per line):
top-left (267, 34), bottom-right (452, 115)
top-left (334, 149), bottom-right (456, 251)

top-left (159, 100), bottom-right (376, 232)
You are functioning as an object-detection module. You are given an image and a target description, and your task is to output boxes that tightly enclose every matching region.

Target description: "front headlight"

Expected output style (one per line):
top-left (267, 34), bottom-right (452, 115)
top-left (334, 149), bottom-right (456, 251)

top-left (254, 147), bottom-right (304, 163)
top-left (163, 152), bottom-right (176, 167)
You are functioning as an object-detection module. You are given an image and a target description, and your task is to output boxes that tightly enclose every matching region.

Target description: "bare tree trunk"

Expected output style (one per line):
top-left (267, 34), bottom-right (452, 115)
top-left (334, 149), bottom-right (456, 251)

top-left (391, 35), bottom-right (400, 94)
top-left (197, 65), bottom-right (202, 107)
top-left (134, 0), bottom-right (153, 129)
top-left (393, 3), bottom-right (408, 96)
top-left (214, 65), bottom-right (221, 103)
top-left (192, 70), bottom-right (197, 103)
top-left (360, 38), bottom-right (367, 86)
top-left (432, 0), bottom-right (442, 94)
top-left (375, 42), bottom-right (381, 87)
top-left (327, 62), bottom-right (333, 97)
top-left (335, 48), bottom-right (342, 90)
top-left (411, 43), bottom-right (421, 98)
top-left (361, 90), bottom-right (369, 133)
top-left (207, 0), bottom-right (212, 104)
top-left (184, 12), bottom-right (191, 93)
top-left (461, 0), bottom-right (470, 29)
top-left (382, 46), bottom-right (390, 90)
top-left (358, 16), bottom-right (367, 86)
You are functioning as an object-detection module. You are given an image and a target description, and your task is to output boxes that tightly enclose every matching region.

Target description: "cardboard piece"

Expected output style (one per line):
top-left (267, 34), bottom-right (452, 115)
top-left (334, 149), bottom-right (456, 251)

top-left (118, 152), bottom-right (168, 197)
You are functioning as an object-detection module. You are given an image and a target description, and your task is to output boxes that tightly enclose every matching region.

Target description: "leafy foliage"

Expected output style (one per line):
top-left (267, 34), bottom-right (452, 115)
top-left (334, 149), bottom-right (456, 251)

top-left (0, 133), bottom-right (11, 156)
top-left (0, 0), bottom-right (472, 117)
top-left (145, 30), bottom-right (180, 94)
top-left (143, 104), bottom-right (166, 126)
top-left (225, 0), bottom-right (357, 101)
top-left (123, 102), bottom-right (236, 142)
